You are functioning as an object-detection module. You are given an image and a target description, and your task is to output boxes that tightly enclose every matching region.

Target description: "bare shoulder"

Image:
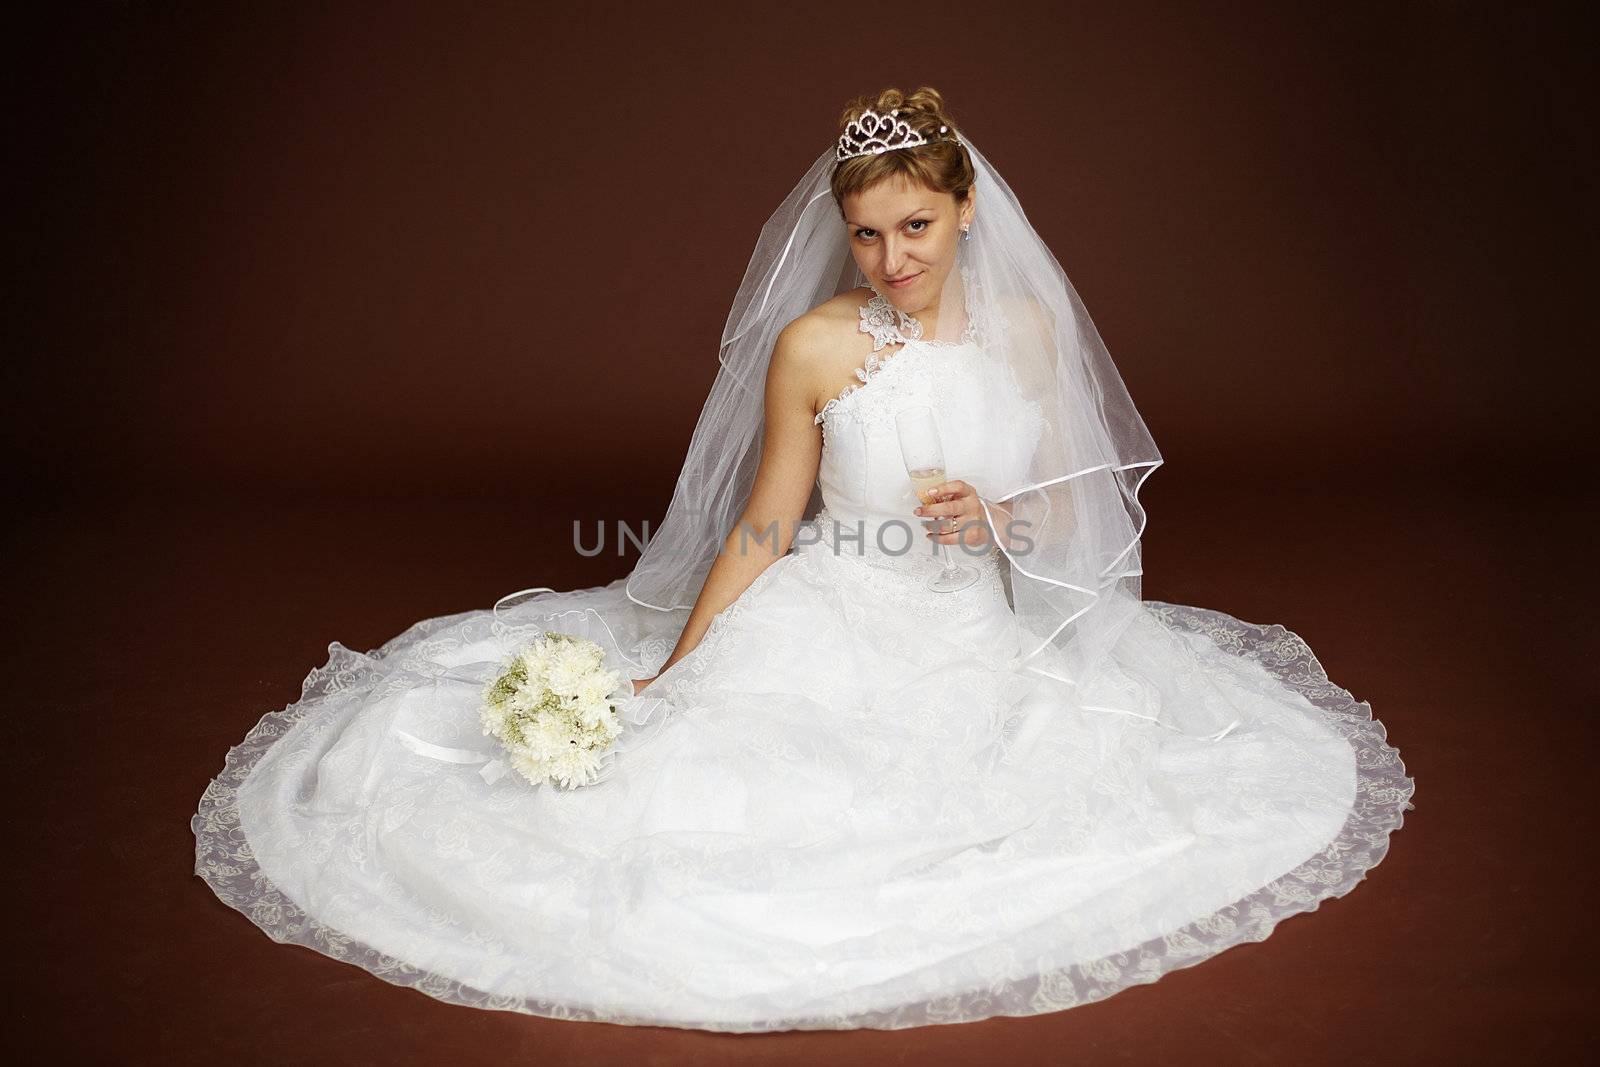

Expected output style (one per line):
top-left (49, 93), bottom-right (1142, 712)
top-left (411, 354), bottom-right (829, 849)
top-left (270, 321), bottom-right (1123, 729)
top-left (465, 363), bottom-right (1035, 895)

top-left (775, 287), bottom-right (873, 358)
top-left (770, 288), bottom-right (874, 408)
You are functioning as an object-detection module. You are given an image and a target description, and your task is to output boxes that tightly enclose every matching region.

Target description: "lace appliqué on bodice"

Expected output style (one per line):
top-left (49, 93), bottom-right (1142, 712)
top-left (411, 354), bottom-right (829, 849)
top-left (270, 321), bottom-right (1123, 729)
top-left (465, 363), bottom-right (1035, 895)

top-left (814, 265), bottom-right (994, 428)
top-left (858, 295), bottom-right (927, 352)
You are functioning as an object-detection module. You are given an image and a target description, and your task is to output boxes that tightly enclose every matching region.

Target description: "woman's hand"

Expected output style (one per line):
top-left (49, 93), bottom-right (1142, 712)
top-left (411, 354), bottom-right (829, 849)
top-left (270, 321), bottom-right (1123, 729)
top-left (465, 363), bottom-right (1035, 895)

top-left (914, 478), bottom-right (1001, 549)
top-left (632, 675), bottom-right (659, 696)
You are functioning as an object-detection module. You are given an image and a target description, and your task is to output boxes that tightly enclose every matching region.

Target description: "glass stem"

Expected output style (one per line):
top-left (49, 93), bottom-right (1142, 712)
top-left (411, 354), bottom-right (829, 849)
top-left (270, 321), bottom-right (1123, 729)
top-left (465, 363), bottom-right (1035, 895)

top-left (937, 523), bottom-right (960, 573)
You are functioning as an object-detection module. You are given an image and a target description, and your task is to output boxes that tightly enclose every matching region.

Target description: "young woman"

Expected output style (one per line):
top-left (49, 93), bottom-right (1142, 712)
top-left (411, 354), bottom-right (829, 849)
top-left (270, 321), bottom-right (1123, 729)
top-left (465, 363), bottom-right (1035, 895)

top-left (193, 86), bottom-right (1414, 1031)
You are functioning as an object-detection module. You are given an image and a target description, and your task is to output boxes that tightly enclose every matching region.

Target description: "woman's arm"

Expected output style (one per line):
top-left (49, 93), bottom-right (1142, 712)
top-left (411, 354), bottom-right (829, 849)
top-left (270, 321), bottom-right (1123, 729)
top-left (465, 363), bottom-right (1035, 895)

top-left (638, 318), bottom-right (826, 689)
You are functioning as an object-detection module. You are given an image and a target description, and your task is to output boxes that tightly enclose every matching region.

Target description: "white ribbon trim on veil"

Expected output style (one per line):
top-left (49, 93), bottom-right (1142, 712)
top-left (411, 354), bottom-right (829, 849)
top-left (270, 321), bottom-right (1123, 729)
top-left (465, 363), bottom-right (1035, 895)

top-left (979, 468), bottom-right (1243, 742)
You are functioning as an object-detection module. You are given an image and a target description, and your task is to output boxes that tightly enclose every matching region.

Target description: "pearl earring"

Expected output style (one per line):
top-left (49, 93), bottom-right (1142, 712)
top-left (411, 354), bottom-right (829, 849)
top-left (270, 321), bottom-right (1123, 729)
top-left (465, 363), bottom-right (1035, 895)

top-left (961, 226), bottom-right (971, 241)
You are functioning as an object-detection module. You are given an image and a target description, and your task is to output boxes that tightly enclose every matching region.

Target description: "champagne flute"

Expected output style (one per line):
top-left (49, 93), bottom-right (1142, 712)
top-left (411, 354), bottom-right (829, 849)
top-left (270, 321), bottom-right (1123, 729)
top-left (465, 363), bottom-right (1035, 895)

top-left (896, 405), bottom-right (979, 593)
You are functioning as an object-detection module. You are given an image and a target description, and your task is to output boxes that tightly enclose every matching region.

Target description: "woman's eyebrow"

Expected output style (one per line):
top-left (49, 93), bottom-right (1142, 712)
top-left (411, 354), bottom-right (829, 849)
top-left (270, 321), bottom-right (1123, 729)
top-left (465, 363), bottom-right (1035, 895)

top-left (846, 208), bottom-right (935, 229)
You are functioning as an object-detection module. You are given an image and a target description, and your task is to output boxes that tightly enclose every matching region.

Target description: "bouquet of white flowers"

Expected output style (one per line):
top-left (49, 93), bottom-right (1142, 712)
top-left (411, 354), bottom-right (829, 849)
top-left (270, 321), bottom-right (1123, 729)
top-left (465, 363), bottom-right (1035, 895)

top-left (479, 630), bottom-right (628, 790)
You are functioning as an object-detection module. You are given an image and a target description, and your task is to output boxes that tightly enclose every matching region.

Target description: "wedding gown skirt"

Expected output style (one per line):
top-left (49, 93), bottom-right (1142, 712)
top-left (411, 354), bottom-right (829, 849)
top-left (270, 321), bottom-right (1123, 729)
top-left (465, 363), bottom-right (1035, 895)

top-left (192, 339), bottom-right (1415, 1031)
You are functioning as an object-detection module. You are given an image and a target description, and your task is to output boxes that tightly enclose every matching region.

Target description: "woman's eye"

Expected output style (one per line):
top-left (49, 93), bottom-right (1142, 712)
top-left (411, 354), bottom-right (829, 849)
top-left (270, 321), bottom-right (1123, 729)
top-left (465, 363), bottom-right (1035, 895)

top-left (855, 220), bottom-right (929, 240)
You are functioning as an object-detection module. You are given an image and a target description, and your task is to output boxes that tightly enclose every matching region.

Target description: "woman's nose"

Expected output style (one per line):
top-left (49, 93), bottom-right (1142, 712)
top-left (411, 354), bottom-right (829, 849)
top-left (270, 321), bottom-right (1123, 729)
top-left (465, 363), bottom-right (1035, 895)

top-left (882, 236), bottom-right (906, 274)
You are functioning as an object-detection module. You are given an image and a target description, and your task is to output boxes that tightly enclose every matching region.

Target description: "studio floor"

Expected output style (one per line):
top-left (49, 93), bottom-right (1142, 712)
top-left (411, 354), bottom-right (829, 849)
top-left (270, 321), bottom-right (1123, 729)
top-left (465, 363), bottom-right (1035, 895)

top-left (14, 478), bottom-right (1591, 1064)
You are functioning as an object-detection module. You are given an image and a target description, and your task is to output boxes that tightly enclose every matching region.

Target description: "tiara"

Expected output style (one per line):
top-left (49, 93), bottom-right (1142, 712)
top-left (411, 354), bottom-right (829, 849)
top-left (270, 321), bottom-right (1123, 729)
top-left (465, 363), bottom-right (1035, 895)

top-left (836, 107), bottom-right (960, 162)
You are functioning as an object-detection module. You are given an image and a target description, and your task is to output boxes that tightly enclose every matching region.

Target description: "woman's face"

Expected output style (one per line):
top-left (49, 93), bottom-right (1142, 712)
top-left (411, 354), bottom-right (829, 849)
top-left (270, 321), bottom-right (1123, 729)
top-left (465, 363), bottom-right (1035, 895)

top-left (842, 173), bottom-right (975, 316)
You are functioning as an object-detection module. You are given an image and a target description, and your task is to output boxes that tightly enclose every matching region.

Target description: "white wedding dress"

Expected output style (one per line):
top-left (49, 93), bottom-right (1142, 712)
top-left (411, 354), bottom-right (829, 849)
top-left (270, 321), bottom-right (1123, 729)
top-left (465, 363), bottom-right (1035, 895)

top-left (193, 309), bottom-right (1414, 1031)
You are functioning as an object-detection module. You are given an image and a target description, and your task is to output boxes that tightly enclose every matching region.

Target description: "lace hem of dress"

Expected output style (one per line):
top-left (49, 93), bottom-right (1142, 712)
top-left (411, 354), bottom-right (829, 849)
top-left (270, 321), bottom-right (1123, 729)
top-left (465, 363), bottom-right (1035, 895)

top-left (191, 601), bottom-right (1415, 1032)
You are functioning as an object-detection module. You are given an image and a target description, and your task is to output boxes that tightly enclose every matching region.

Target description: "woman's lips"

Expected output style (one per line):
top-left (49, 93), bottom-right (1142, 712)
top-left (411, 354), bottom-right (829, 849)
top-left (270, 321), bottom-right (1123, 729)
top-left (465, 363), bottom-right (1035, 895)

top-left (885, 272), bottom-right (921, 289)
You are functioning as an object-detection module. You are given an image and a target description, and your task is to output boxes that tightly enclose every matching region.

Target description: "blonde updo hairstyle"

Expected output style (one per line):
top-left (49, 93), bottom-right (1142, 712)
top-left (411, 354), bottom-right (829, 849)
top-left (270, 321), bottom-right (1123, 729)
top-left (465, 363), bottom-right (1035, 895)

top-left (830, 86), bottom-right (975, 216)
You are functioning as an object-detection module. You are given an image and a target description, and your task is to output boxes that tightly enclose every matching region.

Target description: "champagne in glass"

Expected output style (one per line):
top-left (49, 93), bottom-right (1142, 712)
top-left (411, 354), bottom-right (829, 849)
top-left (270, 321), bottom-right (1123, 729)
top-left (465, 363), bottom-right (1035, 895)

top-left (908, 466), bottom-right (947, 505)
top-left (896, 405), bottom-right (980, 593)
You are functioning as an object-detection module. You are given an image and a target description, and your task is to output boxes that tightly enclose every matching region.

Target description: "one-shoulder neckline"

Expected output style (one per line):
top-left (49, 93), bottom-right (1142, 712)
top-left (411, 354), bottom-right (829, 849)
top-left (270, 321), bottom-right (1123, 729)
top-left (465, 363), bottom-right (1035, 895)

top-left (813, 336), bottom-right (981, 428)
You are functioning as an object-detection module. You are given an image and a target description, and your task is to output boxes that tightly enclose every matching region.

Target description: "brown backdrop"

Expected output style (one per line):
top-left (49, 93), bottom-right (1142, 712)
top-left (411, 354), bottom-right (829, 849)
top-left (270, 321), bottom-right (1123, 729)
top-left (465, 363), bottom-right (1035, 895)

top-left (13, 1), bottom-right (1594, 1063)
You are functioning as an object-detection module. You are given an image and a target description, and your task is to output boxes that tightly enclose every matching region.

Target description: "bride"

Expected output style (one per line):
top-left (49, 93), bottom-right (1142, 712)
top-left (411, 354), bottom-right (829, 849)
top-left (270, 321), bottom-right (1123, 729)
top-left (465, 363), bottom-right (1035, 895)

top-left (192, 86), bottom-right (1415, 1032)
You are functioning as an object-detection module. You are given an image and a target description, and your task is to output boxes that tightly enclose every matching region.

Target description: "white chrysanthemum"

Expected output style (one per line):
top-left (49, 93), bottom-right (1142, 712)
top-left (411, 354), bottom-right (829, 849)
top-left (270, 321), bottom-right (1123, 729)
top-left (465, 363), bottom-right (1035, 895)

top-left (576, 671), bottom-right (619, 708)
top-left (509, 676), bottom-right (547, 713)
top-left (526, 636), bottom-right (566, 675)
top-left (527, 742), bottom-right (606, 789)
top-left (509, 742), bottom-right (604, 789)
top-left (574, 640), bottom-right (605, 671)
top-left (516, 715), bottom-right (565, 758)
top-left (566, 699), bottom-right (598, 729)
top-left (545, 657), bottom-right (585, 699)
top-left (540, 634), bottom-right (602, 671)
